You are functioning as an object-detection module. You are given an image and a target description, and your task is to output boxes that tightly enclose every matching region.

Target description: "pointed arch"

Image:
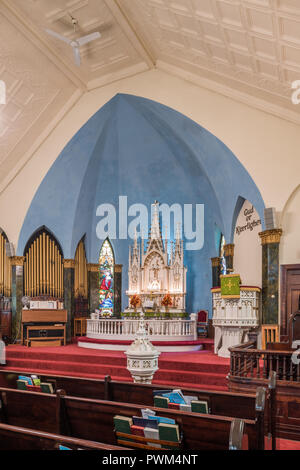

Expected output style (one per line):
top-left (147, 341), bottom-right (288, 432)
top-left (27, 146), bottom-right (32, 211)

top-left (99, 238), bottom-right (115, 314)
top-left (74, 236), bottom-right (88, 299)
top-left (23, 226), bottom-right (64, 298)
top-left (219, 233), bottom-right (227, 276)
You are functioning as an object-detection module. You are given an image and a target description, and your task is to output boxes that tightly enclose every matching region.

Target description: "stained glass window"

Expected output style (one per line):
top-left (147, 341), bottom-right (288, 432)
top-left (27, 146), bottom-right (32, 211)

top-left (99, 239), bottom-right (114, 315)
top-left (220, 234), bottom-right (227, 276)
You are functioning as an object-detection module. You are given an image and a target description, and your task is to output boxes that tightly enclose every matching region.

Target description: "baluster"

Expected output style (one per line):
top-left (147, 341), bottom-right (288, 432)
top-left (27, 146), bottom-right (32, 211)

top-left (283, 356), bottom-right (287, 381)
top-left (250, 353), bottom-right (254, 377)
top-left (263, 354), bottom-right (266, 379)
top-left (256, 353), bottom-right (260, 378)
top-left (297, 363), bottom-right (300, 382)
top-left (232, 352), bottom-right (235, 376)
top-left (234, 353), bottom-right (237, 376)
top-left (289, 356), bottom-right (293, 381)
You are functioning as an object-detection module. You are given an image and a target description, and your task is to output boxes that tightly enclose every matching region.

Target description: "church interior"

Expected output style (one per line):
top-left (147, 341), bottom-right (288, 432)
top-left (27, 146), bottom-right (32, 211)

top-left (0, 0), bottom-right (300, 453)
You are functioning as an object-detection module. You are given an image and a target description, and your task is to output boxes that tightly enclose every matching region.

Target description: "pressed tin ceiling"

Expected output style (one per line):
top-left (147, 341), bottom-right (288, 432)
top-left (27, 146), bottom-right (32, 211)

top-left (0, 0), bottom-right (300, 190)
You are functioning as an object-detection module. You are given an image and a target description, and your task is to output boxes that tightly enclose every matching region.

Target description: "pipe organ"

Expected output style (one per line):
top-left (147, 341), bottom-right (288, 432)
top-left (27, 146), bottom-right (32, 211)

top-left (24, 230), bottom-right (63, 298)
top-left (0, 230), bottom-right (11, 297)
top-left (74, 240), bottom-right (88, 299)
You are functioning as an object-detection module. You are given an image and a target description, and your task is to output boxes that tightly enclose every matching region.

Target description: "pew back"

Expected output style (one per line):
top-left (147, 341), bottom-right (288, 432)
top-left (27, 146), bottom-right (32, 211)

top-left (0, 369), bottom-right (261, 420)
top-left (0, 422), bottom-right (130, 451)
top-left (0, 387), bottom-right (262, 450)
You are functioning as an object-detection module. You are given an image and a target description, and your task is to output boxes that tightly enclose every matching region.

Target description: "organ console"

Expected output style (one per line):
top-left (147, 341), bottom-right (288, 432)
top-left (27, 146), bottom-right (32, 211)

top-left (21, 309), bottom-right (67, 347)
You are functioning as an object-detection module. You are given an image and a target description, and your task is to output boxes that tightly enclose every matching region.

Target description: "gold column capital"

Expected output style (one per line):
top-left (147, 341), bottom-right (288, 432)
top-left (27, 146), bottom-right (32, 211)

top-left (224, 244), bottom-right (235, 257)
top-left (211, 257), bottom-right (221, 267)
top-left (87, 263), bottom-right (99, 272)
top-left (63, 259), bottom-right (75, 269)
top-left (115, 264), bottom-right (123, 273)
top-left (259, 229), bottom-right (283, 245)
top-left (10, 256), bottom-right (25, 266)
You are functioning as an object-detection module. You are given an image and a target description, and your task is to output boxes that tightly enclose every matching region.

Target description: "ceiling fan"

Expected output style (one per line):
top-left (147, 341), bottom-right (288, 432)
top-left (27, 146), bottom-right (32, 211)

top-left (45, 15), bottom-right (101, 66)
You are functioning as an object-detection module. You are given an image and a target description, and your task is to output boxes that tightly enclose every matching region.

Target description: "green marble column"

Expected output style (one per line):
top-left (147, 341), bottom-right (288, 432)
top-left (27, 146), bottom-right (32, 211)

top-left (114, 264), bottom-right (123, 317)
top-left (63, 259), bottom-right (75, 342)
top-left (87, 263), bottom-right (99, 313)
top-left (224, 244), bottom-right (235, 273)
top-left (11, 256), bottom-right (25, 342)
top-left (211, 257), bottom-right (221, 288)
top-left (259, 229), bottom-right (282, 325)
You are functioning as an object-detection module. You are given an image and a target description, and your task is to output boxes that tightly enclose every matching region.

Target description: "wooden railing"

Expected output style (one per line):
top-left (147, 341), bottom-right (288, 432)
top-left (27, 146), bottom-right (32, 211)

top-left (229, 341), bottom-right (300, 382)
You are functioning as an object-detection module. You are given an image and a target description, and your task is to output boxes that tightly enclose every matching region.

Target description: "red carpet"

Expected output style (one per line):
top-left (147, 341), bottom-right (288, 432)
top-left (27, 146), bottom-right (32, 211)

top-left (4, 340), bottom-right (229, 391)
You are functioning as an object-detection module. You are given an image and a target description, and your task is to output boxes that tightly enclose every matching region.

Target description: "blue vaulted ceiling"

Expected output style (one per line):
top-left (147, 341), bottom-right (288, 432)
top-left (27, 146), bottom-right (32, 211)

top-left (18, 94), bottom-right (264, 314)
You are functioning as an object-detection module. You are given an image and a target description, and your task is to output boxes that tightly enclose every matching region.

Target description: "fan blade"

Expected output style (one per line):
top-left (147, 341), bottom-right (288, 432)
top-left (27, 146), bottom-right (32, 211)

top-left (73, 46), bottom-right (81, 66)
top-left (76, 32), bottom-right (101, 46)
top-left (45, 29), bottom-right (73, 45)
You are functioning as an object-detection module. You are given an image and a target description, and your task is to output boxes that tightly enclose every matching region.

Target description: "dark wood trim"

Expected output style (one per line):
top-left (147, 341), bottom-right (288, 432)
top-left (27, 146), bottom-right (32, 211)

top-left (280, 264), bottom-right (300, 339)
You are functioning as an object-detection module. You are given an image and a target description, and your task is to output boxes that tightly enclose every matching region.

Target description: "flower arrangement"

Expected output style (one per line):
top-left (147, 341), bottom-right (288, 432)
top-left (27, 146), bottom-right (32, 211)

top-left (130, 295), bottom-right (141, 309)
top-left (100, 309), bottom-right (113, 318)
top-left (161, 294), bottom-right (173, 307)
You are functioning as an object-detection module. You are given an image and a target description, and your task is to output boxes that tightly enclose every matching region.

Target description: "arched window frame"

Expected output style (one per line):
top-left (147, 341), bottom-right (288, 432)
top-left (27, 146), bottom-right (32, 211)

top-left (98, 239), bottom-right (115, 315)
top-left (219, 234), bottom-right (227, 276)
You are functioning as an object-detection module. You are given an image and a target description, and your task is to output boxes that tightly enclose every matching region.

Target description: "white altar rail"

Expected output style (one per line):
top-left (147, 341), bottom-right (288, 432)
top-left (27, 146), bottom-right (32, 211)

top-left (87, 316), bottom-right (197, 342)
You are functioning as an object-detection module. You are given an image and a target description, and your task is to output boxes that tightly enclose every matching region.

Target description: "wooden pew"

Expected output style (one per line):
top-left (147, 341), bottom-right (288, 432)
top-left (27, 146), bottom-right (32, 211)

top-left (0, 422), bottom-right (131, 450)
top-left (0, 386), bottom-right (266, 450)
top-left (0, 368), bottom-right (276, 446)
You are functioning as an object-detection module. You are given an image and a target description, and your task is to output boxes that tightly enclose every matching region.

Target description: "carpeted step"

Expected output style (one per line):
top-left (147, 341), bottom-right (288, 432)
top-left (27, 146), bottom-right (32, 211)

top-left (2, 366), bottom-right (228, 391)
top-left (5, 344), bottom-right (229, 392)
top-left (5, 358), bottom-right (132, 379)
top-left (155, 368), bottom-right (228, 387)
top-left (152, 379), bottom-right (228, 391)
top-left (6, 349), bottom-right (127, 367)
top-left (158, 359), bottom-right (229, 374)
top-left (5, 358), bottom-right (227, 387)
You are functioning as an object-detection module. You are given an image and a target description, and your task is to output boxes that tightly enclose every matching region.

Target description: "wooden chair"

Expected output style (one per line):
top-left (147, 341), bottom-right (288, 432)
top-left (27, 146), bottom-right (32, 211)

top-left (197, 310), bottom-right (209, 337)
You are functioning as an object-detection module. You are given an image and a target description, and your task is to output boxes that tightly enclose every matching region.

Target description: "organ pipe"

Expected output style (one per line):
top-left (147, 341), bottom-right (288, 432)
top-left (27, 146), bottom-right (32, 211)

top-left (74, 240), bottom-right (88, 298)
top-left (0, 232), bottom-right (11, 297)
top-left (23, 230), bottom-right (63, 298)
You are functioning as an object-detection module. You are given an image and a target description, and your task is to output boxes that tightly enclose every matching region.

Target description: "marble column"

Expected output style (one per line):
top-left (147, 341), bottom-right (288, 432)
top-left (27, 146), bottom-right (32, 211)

top-left (259, 229), bottom-right (282, 325)
top-left (87, 263), bottom-right (99, 314)
top-left (224, 244), bottom-right (235, 273)
top-left (11, 256), bottom-right (25, 342)
top-left (211, 257), bottom-right (221, 288)
top-left (114, 264), bottom-right (123, 317)
top-left (63, 259), bottom-right (75, 342)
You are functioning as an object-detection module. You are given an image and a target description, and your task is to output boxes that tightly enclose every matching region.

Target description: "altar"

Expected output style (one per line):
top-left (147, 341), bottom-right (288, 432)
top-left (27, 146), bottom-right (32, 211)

top-left (79, 202), bottom-right (202, 352)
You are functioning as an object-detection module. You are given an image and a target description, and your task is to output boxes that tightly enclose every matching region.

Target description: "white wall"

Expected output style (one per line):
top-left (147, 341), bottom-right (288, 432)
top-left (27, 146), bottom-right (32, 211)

top-left (234, 200), bottom-right (262, 287)
top-left (0, 68), bottom-right (299, 266)
top-left (280, 185), bottom-right (300, 265)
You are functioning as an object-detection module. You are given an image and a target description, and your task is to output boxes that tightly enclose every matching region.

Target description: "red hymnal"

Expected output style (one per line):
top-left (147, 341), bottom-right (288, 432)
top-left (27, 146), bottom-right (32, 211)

top-left (168, 402), bottom-right (180, 410)
top-left (27, 385), bottom-right (41, 392)
top-left (131, 425), bottom-right (145, 436)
